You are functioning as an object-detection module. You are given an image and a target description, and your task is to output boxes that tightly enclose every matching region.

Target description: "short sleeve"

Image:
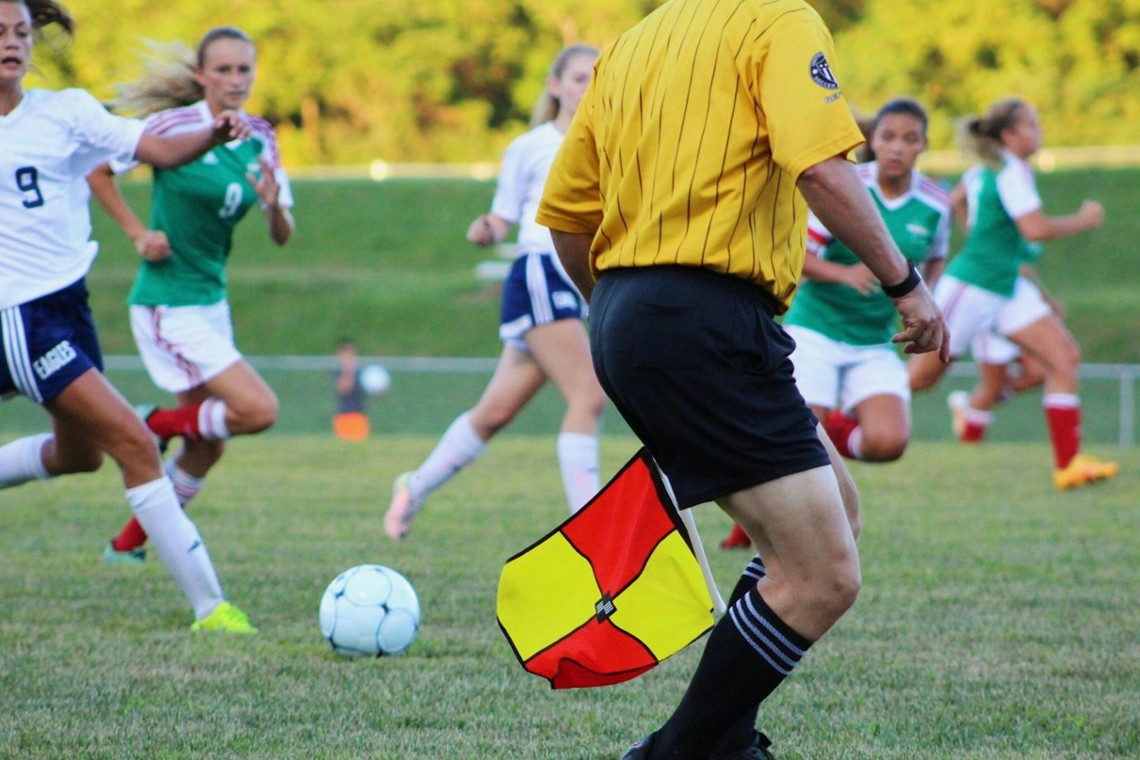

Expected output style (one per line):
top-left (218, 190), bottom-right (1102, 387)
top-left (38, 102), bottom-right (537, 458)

top-left (928, 206), bottom-right (951, 261)
top-left (490, 136), bottom-right (527, 225)
top-left (255, 123), bottom-right (295, 209)
top-left (64, 89), bottom-right (145, 178)
top-left (805, 211), bottom-right (832, 256)
top-left (995, 159), bottom-right (1042, 219)
top-left (751, 15), bottom-right (864, 179)
top-left (536, 72), bottom-right (603, 234)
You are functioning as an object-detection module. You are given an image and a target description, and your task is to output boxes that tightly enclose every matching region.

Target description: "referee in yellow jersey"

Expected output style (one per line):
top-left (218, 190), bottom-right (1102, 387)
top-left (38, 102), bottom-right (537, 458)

top-left (537, 1), bottom-right (948, 758)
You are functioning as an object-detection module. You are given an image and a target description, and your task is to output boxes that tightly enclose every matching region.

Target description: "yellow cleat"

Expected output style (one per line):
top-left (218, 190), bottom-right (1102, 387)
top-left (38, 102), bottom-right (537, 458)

top-left (191, 602), bottom-right (257, 634)
top-left (1053, 454), bottom-right (1120, 491)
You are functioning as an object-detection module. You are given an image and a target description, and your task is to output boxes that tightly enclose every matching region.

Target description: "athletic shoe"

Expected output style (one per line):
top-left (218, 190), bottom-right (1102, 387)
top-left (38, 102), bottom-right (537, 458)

top-left (102, 540), bottom-right (146, 565)
top-left (621, 733), bottom-right (657, 759)
top-left (384, 472), bottom-right (424, 540)
top-left (947, 390), bottom-right (969, 440)
top-left (720, 523), bottom-right (752, 550)
top-left (190, 601), bottom-right (257, 634)
top-left (711, 731), bottom-right (776, 760)
top-left (1054, 454), bottom-right (1121, 491)
top-left (133, 403), bottom-right (169, 455)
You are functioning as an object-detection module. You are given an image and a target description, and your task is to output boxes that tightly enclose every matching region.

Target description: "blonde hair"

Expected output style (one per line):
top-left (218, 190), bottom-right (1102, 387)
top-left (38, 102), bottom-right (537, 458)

top-left (112, 26), bottom-right (253, 117)
top-left (960, 97), bottom-right (1029, 165)
top-left (528, 43), bottom-right (600, 128)
top-left (4, 0), bottom-right (74, 34)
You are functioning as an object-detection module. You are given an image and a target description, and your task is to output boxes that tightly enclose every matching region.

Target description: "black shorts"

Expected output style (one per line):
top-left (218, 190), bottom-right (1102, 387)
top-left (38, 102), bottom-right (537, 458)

top-left (589, 266), bottom-right (828, 509)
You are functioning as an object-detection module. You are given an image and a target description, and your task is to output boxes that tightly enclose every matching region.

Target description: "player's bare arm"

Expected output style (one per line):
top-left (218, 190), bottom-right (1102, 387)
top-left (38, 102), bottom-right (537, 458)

top-left (550, 230), bottom-right (595, 303)
top-left (87, 165), bottom-right (172, 262)
top-left (134, 110), bottom-right (250, 168)
top-left (798, 156), bottom-right (948, 359)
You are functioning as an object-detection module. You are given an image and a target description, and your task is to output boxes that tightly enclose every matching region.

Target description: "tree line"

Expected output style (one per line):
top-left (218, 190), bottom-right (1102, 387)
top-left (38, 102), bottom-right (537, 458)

top-left (36, 0), bottom-right (1140, 165)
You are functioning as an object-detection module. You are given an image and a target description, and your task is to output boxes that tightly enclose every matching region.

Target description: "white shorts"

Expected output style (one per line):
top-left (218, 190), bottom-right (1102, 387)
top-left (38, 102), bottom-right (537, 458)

top-left (970, 330), bottom-right (1020, 365)
top-left (995, 277), bottom-right (1051, 336)
top-left (968, 278), bottom-right (1051, 364)
top-left (130, 302), bottom-right (242, 393)
top-left (936, 275), bottom-right (1050, 359)
top-left (786, 325), bottom-right (911, 412)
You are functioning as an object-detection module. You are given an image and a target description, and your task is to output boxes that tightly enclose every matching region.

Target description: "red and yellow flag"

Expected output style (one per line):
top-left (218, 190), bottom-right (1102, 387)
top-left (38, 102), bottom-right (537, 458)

top-left (496, 448), bottom-right (715, 689)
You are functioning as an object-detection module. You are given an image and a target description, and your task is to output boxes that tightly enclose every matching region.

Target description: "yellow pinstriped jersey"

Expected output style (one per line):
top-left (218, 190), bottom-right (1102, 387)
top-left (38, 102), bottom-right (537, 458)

top-left (536, 0), bottom-right (864, 312)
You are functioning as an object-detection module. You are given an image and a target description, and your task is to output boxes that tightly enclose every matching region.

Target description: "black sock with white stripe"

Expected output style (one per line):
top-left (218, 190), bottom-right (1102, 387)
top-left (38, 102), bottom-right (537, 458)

top-left (652, 583), bottom-right (810, 758)
top-left (709, 556), bottom-right (768, 755)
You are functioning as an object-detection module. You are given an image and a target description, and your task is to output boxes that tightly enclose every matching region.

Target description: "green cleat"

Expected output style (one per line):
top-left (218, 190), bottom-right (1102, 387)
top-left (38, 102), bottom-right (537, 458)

top-left (191, 602), bottom-right (257, 634)
top-left (103, 540), bottom-right (146, 565)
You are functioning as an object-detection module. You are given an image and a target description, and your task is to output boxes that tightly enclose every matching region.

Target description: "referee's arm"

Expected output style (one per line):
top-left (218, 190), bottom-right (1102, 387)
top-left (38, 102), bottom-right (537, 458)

top-left (551, 230), bottom-right (596, 303)
top-left (798, 155), bottom-right (949, 361)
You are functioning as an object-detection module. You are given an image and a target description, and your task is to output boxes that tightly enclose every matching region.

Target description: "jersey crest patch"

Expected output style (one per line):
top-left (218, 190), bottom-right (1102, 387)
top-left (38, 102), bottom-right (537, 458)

top-left (809, 52), bottom-right (839, 90)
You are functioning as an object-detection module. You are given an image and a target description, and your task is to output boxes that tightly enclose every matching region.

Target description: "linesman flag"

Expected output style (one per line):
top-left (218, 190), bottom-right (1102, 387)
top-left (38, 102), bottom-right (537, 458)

top-left (496, 448), bottom-right (717, 689)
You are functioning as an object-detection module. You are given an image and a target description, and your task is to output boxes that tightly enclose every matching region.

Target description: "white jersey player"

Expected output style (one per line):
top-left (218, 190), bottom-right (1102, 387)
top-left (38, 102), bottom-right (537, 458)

top-left (385, 44), bottom-right (607, 540)
top-left (0, 0), bottom-right (254, 632)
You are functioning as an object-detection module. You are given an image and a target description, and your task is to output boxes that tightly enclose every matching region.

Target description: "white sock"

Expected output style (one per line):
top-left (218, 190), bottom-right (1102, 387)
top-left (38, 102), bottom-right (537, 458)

top-left (408, 412), bottom-right (486, 500)
top-left (165, 457), bottom-right (205, 508)
top-left (1043, 392), bottom-right (1080, 410)
top-left (127, 477), bottom-right (223, 620)
top-left (963, 406), bottom-right (994, 426)
top-left (198, 398), bottom-right (231, 441)
top-left (557, 432), bottom-right (600, 513)
top-left (0, 433), bottom-right (52, 488)
top-left (847, 426), bottom-right (865, 461)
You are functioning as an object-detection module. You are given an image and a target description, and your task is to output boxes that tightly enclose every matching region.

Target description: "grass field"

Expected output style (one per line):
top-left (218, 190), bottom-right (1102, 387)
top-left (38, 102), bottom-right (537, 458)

top-left (1, 436), bottom-right (1138, 759)
top-left (80, 169), bottom-right (1140, 362)
top-left (2, 171), bottom-right (1138, 757)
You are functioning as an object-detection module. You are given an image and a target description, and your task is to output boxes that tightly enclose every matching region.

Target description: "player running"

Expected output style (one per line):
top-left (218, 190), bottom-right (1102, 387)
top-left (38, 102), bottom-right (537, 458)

top-left (721, 98), bottom-right (951, 549)
top-left (908, 97), bottom-right (1116, 490)
top-left (385, 44), bottom-right (606, 540)
top-left (88, 27), bottom-right (294, 562)
top-left (0, 0), bottom-right (254, 631)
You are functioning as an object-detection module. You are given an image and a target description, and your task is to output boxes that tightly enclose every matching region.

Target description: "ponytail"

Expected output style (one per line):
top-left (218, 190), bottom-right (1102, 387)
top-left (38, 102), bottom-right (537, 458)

top-left (960, 97), bottom-right (1028, 165)
top-left (528, 43), bottom-right (600, 128)
top-left (10, 0), bottom-right (74, 34)
top-left (111, 26), bottom-right (254, 117)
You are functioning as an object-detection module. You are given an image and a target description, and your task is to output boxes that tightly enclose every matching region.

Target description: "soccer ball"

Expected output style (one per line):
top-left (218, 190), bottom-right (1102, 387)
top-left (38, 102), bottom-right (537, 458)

top-left (319, 564), bottom-right (420, 657)
top-left (359, 364), bottom-right (391, 396)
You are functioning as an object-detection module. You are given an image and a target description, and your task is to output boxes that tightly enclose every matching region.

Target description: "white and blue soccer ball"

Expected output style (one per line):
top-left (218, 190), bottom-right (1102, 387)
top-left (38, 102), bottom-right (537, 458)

top-left (319, 564), bottom-right (420, 657)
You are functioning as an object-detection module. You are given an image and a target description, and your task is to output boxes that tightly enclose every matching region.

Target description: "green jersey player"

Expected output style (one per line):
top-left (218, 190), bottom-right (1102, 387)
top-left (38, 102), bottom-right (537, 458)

top-left (89, 26), bottom-right (295, 561)
top-left (908, 97), bottom-right (1116, 491)
top-left (721, 98), bottom-right (950, 550)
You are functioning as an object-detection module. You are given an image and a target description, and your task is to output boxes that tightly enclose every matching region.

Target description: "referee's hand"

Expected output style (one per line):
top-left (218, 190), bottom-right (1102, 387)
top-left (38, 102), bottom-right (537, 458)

top-left (890, 284), bottom-right (949, 362)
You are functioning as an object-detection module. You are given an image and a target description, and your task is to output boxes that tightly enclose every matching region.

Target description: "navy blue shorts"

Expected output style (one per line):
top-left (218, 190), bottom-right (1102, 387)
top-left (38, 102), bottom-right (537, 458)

top-left (1, 279), bottom-right (103, 404)
top-left (589, 266), bottom-right (828, 509)
top-left (499, 251), bottom-right (586, 350)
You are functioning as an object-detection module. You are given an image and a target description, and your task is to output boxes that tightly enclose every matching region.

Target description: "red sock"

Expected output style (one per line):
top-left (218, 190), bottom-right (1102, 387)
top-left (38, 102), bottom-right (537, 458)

top-left (962, 421), bottom-right (987, 442)
top-left (146, 403), bottom-right (204, 440)
top-left (824, 410), bottom-right (859, 459)
top-left (112, 517), bottom-right (148, 552)
top-left (1044, 399), bottom-right (1081, 469)
top-left (720, 523), bottom-right (751, 549)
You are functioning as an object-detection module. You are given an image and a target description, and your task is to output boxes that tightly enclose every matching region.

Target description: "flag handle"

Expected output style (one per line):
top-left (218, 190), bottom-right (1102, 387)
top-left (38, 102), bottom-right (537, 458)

top-left (678, 508), bottom-right (726, 615)
top-left (653, 461), bottom-right (727, 615)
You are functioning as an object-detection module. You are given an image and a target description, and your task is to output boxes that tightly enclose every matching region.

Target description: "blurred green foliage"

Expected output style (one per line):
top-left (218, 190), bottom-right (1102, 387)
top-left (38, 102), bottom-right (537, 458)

top-left (32, 0), bottom-right (1140, 164)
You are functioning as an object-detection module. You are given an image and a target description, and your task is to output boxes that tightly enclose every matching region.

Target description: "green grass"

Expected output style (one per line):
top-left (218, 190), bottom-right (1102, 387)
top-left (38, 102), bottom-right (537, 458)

top-left (82, 169), bottom-right (1140, 361)
top-left (1, 436), bottom-right (1138, 758)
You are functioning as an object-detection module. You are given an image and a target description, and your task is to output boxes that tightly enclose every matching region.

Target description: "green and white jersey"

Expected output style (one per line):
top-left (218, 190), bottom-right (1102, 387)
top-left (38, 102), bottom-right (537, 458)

top-left (784, 162), bottom-right (951, 346)
top-left (945, 151), bottom-right (1040, 297)
top-left (122, 101), bottom-right (294, 307)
